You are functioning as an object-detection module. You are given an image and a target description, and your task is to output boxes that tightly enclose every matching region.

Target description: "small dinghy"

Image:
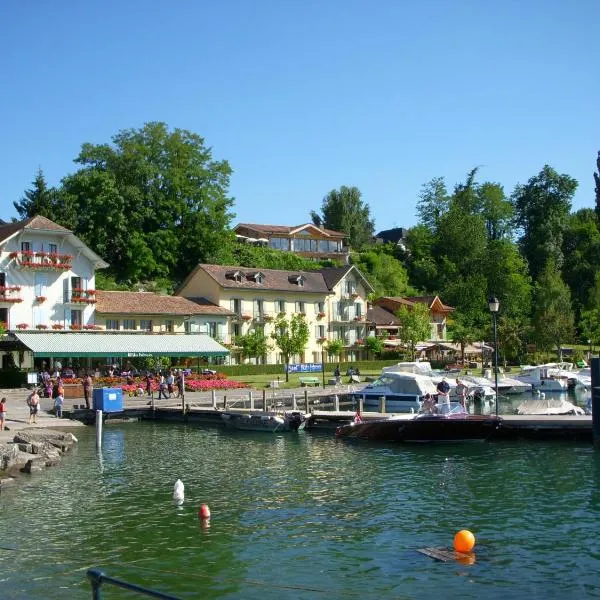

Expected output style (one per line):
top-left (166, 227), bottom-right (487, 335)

top-left (221, 411), bottom-right (306, 432)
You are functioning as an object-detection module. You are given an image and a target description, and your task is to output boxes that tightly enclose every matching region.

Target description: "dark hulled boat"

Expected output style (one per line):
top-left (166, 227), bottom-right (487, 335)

top-left (335, 402), bottom-right (502, 443)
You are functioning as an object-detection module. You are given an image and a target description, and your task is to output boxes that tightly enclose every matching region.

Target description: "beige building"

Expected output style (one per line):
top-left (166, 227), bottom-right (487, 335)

top-left (94, 291), bottom-right (232, 337)
top-left (233, 223), bottom-right (348, 262)
top-left (176, 264), bottom-right (373, 364)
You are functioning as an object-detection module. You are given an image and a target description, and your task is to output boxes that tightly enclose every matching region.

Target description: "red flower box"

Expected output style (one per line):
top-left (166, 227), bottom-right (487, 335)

top-left (16, 323), bottom-right (29, 330)
top-left (70, 324), bottom-right (82, 330)
top-left (52, 324), bottom-right (65, 330)
top-left (36, 324), bottom-right (48, 330)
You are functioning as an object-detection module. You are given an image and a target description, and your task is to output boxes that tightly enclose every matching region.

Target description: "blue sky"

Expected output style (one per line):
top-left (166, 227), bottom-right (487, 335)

top-left (1, 0), bottom-right (598, 231)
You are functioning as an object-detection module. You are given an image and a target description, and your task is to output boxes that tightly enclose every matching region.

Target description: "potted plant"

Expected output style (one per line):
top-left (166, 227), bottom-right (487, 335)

top-left (70, 324), bottom-right (82, 330)
top-left (35, 296), bottom-right (47, 303)
top-left (52, 324), bottom-right (65, 330)
top-left (35, 324), bottom-right (48, 330)
top-left (16, 323), bottom-right (29, 330)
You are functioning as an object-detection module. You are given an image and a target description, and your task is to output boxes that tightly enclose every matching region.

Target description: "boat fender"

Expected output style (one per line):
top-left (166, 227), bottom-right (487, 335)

top-left (198, 504), bottom-right (211, 520)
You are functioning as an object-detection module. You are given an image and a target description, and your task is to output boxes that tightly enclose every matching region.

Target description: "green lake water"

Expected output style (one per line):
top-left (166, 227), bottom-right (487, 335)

top-left (2, 420), bottom-right (600, 599)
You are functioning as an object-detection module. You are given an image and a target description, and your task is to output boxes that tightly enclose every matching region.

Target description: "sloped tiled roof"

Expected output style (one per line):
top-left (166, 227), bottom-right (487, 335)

top-left (0, 215), bottom-right (71, 243)
top-left (95, 291), bottom-right (231, 316)
top-left (404, 296), bottom-right (455, 311)
top-left (235, 222), bottom-right (346, 238)
top-left (367, 305), bottom-right (400, 325)
top-left (193, 264), bottom-right (330, 293)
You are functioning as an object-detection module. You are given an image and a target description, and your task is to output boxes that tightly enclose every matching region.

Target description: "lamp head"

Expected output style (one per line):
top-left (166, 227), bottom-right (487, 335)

top-left (488, 296), bottom-right (499, 313)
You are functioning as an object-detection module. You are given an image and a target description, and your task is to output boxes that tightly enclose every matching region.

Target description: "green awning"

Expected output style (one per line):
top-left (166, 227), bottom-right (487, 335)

top-left (13, 332), bottom-right (229, 358)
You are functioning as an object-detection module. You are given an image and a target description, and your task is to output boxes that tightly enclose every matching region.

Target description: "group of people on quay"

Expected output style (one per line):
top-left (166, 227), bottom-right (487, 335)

top-left (33, 361), bottom-right (195, 415)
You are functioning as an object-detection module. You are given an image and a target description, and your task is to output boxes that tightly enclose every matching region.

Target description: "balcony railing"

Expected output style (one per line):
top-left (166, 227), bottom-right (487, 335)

top-left (0, 285), bottom-right (23, 303)
top-left (9, 251), bottom-right (72, 270)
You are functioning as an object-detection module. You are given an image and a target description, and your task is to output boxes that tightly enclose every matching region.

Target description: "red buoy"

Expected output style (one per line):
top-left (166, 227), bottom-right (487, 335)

top-left (198, 504), bottom-right (211, 519)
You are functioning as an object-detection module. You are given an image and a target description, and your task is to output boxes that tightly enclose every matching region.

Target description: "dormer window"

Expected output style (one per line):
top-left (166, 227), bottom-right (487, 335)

top-left (288, 274), bottom-right (305, 287)
top-left (226, 270), bottom-right (244, 283)
top-left (247, 271), bottom-right (265, 284)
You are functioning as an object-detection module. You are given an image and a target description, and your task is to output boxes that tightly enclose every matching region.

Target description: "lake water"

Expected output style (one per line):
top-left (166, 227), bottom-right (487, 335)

top-left (2, 404), bottom-right (600, 599)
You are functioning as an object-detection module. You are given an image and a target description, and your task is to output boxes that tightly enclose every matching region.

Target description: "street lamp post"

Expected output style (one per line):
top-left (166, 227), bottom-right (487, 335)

top-left (589, 339), bottom-right (593, 361)
top-left (488, 296), bottom-right (500, 418)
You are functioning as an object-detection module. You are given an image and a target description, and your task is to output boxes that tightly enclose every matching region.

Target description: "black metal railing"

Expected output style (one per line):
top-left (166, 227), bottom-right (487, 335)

top-left (87, 568), bottom-right (181, 600)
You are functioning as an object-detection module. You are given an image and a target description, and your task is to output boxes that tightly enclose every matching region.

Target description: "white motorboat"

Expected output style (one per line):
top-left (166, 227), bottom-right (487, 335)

top-left (516, 398), bottom-right (585, 415)
top-left (514, 365), bottom-right (569, 392)
top-left (496, 376), bottom-right (532, 395)
top-left (353, 371), bottom-right (437, 413)
top-left (221, 411), bottom-right (306, 432)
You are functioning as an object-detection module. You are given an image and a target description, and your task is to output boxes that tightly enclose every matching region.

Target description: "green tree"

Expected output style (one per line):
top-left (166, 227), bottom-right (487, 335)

top-left (351, 247), bottom-right (414, 297)
top-left (561, 209), bottom-right (600, 317)
top-left (532, 262), bottom-right (575, 359)
top-left (512, 165), bottom-right (578, 282)
top-left (311, 186), bottom-right (375, 250)
top-left (397, 303), bottom-right (431, 360)
top-left (14, 169), bottom-right (62, 221)
top-left (270, 314), bottom-right (310, 381)
top-left (448, 312), bottom-right (481, 362)
top-left (364, 335), bottom-right (383, 359)
top-left (325, 338), bottom-right (344, 364)
top-left (234, 329), bottom-right (271, 363)
top-left (416, 177), bottom-right (450, 232)
top-left (594, 151), bottom-right (600, 222)
top-left (60, 122), bottom-right (234, 284)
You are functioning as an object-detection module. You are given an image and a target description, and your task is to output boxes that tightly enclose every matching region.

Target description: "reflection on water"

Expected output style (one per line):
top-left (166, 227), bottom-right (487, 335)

top-left (1, 423), bottom-right (600, 599)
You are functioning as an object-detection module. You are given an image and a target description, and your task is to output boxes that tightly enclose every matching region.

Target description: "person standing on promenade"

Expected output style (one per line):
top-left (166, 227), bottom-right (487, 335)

top-left (0, 397), bottom-right (6, 431)
top-left (334, 365), bottom-right (341, 385)
top-left (145, 372), bottom-right (154, 399)
top-left (27, 389), bottom-right (40, 424)
top-left (83, 373), bottom-right (93, 409)
top-left (157, 372), bottom-right (168, 400)
top-left (54, 392), bottom-right (64, 418)
top-left (166, 370), bottom-right (175, 398)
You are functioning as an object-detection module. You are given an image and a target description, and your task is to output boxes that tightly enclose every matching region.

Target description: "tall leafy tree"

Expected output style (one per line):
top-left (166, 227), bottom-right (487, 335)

top-left (351, 247), bottom-right (414, 297)
top-left (562, 208), bottom-right (600, 317)
top-left (448, 311), bottom-right (481, 362)
top-left (60, 122), bottom-right (234, 284)
top-left (594, 151), bottom-right (600, 222)
top-left (234, 329), bottom-right (271, 363)
top-left (416, 177), bottom-right (449, 232)
top-left (396, 303), bottom-right (431, 360)
top-left (532, 261), bottom-right (574, 359)
top-left (270, 314), bottom-right (310, 381)
top-left (14, 169), bottom-right (61, 220)
top-left (512, 165), bottom-right (578, 282)
top-left (311, 186), bottom-right (375, 250)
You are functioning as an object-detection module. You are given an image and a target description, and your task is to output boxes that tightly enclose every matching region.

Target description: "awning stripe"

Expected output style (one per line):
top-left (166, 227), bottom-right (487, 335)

top-left (13, 332), bottom-right (229, 358)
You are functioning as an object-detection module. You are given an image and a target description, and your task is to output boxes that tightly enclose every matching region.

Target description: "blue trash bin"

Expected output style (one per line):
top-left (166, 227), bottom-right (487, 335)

top-left (93, 388), bottom-right (123, 413)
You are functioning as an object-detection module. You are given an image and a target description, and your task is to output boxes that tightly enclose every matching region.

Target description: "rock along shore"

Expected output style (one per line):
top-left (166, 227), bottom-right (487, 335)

top-left (0, 389), bottom-right (84, 491)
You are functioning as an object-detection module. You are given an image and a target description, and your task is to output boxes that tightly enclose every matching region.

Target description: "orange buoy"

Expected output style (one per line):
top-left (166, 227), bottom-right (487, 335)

top-left (453, 529), bottom-right (476, 553)
top-left (198, 504), bottom-right (211, 519)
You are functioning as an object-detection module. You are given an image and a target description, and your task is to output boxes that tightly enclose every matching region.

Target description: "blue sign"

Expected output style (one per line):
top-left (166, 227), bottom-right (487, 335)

top-left (286, 363), bottom-right (323, 373)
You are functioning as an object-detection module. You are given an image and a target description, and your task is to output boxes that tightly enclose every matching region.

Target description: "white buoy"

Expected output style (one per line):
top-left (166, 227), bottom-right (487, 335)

top-left (173, 479), bottom-right (185, 502)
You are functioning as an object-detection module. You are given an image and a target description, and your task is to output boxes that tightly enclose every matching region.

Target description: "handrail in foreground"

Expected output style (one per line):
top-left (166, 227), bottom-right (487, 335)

top-left (87, 568), bottom-right (181, 600)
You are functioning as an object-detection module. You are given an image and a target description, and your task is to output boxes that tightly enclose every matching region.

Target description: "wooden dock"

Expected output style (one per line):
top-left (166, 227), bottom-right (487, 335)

top-left (68, 402), bottom-right (595, 442)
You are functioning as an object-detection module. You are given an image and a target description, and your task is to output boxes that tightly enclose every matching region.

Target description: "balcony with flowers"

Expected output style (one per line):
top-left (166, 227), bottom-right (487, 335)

top-left (0, 285), bottom-right (23, 303)
top-left (9, 250), bottom-right (73, 270)
top-left (69, 288), bottom-right (97, 304)
top-left (317, 311), bottom-right (326, 319)
top-left (241, 313), bottom-right (253, 321)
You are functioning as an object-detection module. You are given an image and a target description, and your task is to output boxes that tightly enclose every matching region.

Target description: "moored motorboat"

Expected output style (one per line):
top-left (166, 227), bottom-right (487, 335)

top-left (221, 411), bottom-right (306, 432)
top-left (514, 365), bottom-right (569, 392)
top-left (352, 371), bottom-right (437, 413)
top-left (335, 402), bottom-right (502, 443)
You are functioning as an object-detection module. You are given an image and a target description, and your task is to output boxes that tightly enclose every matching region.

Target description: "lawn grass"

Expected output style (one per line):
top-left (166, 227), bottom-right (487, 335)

top-left (227, 369), bottom-right (383, 389)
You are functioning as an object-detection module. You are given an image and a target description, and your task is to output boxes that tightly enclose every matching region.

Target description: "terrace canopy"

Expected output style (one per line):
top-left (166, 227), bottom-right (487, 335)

top-left (12, 332), bottom-right (229, 358)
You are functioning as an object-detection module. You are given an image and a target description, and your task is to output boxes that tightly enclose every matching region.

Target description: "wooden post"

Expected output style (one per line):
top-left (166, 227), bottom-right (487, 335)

top-left (262, 389), bottom-right (267, 412)
top-left (334, 394), bottom-right (340, 412)
top-left (304, 389), bottom-right (309, 413)
top-left (95, 410), bottom-right (103, 450)
top-left (249, 391), bottom-right (254, 410)
top-left (360, 395), bottom-right (364, 414)
top-left (211, 389), bottom-right (217, 409)
top-left (379, 395), bottom-right (386, 414)
top-left (592, 358), bottom-right (600, 444)
top-left (223, 395), bottom-right (227, 410)
top-left (292, 393), bottom-right (297, 411)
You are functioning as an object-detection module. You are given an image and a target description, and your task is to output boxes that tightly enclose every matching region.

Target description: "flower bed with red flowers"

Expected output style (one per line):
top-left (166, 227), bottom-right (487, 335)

top-left (93, 373), bottom-right (247, 393)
